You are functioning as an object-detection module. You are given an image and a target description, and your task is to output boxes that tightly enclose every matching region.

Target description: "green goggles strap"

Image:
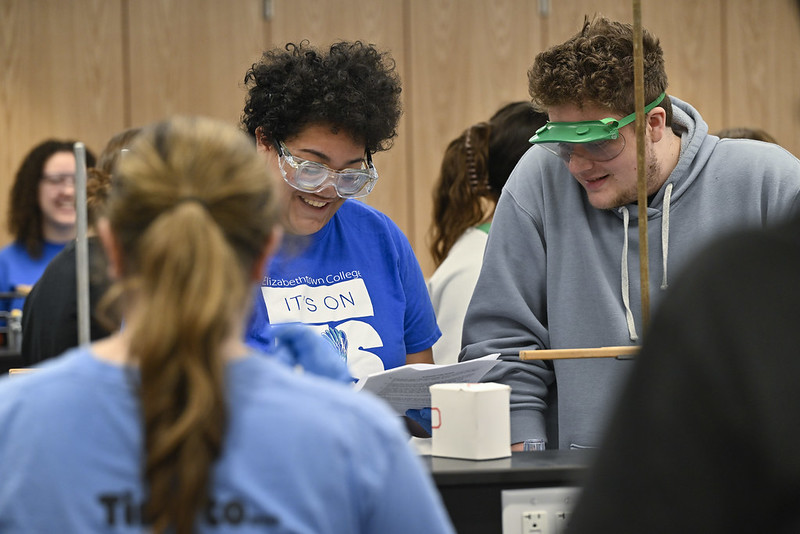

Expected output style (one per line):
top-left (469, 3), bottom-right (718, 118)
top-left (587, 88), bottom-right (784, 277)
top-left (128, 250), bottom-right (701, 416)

top-left (530, 92), bottom-right (667, 145)
top-left (614, 91), bottom-right (667, 129)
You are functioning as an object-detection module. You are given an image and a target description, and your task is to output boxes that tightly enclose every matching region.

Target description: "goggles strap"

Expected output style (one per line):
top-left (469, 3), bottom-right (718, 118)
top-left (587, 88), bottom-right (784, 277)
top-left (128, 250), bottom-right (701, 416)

top-left (616, 92), bottom-right (666, 128)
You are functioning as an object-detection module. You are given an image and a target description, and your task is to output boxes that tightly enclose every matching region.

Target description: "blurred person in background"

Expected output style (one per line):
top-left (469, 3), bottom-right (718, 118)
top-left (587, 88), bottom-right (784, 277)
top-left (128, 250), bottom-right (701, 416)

top-left (21, 127), bottom-right (141, 365)
top-left (715, 126), bottom-right (778, 144)
top-left (0, 139), bottom-right (96, 312)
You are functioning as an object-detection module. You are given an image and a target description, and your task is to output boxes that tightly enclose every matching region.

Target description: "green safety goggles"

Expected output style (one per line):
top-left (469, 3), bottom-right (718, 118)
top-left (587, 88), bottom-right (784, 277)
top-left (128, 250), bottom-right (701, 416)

top-left (530, 92), bottom-right (666, 163)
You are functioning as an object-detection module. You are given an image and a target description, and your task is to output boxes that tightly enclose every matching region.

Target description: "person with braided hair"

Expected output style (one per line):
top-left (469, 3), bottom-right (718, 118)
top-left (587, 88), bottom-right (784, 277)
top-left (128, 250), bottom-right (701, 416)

top-left (427, 102), bottom-right (547, 364)
top-left (0, 116), bottom-right (455, 534)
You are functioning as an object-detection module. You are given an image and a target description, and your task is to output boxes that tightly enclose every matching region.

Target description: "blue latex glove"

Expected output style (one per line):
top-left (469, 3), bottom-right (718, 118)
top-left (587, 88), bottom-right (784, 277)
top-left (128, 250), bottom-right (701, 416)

top-left (268, 324), bottom-right (353, 384)
top-left (405, 407), bottom-right (432, 436)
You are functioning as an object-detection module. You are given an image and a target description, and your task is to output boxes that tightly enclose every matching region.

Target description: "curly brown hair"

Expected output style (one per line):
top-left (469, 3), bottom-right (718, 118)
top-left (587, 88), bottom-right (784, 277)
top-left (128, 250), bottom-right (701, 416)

top-left (85, 168), bottom-right (111, 228)
top-left (96, 127), bottom-right (142, 175)
top-left (7, 139), bottom-right (96, 258)
top-left (528, 16), bottom-right (671, 124)
top-left (242, 40), bottom-right (402, 153)
top-left (86, 127), bottom-right (142, 228)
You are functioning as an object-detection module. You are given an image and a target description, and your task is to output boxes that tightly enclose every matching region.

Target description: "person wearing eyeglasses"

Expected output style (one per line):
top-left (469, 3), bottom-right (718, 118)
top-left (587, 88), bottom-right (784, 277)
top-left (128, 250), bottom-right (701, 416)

top-left (20, 128), bottom-right (142, 366)
top-left (242, 41), bottom-right (439, 382)
top-left (0, 140), bottom-right (97, 314)
top-left (458, 15), bottom-right (800, 451)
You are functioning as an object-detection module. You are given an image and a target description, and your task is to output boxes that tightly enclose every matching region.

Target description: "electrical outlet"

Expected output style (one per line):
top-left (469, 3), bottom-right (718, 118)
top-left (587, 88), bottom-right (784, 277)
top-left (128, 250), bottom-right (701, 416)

top-left (501, 487), bottom-right (580, 534)
top-left (553, 510), bottom-right (570, 534)
top-left (522, 510), bottom-right (548, 533)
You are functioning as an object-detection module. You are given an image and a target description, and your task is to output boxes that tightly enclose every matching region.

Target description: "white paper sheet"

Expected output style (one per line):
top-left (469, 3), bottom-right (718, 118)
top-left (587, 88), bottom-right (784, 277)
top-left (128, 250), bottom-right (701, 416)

top-left (354, 354), bottom-right (501, 414)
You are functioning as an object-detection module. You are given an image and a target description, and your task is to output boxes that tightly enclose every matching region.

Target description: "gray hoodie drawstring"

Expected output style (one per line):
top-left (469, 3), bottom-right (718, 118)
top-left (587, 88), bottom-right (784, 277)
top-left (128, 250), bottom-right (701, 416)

top-left (660, 183), bottom-right (673, 289)
top-left (619, 206), bottom-right (638, 342)
top-left (618, 183), bottom-right (673, 342)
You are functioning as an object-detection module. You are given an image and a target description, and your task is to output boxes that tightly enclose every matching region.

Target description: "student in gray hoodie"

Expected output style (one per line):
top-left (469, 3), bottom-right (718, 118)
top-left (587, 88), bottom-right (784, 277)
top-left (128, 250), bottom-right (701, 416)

top-left (459, 15), bottom-right (800, 451)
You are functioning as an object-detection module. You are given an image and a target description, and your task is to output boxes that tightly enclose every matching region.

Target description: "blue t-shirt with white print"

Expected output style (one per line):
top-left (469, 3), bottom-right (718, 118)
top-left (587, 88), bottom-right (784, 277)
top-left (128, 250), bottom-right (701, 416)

top-left (245, 199), bottom-right (440, 380)
top-left (0, 240), bottom-right (66, 312)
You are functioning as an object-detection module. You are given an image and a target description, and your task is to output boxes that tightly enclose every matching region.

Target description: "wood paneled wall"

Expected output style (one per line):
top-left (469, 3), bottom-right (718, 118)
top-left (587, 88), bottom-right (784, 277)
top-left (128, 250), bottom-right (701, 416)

top-left (2, 0), bottom-right (799, 277)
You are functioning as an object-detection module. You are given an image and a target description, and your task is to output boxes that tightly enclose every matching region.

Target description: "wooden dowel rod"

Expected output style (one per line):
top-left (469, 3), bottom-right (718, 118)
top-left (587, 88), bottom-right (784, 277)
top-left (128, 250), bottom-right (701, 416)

top-left (632, 0), bottom-right (651, 332)
top-left (8, 368), bottom-right (37, 375)
top-left (520, 346), bottom-right (639, 360)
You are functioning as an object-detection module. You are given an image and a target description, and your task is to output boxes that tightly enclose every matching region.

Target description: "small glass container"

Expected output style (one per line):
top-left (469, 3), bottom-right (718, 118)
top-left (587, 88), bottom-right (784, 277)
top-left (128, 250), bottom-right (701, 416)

top-left (523, 438), bottom-right (546, 451)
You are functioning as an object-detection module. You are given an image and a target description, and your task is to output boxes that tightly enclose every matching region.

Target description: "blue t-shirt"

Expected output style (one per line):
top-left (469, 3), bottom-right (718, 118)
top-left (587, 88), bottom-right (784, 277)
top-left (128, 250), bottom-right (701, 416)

top-left (0, 240), bottom-right (66, 311)
top-left (246, 200), bottom-right (440, 379)
top-left (0, 347), bottom-right (455, 533)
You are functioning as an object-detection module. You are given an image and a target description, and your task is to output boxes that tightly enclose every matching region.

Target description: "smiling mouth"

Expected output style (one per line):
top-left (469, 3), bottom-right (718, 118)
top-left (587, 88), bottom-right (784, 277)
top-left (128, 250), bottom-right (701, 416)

top-left (583, 174), bottom-right (610, 189)
top-left (300, 195), bottom-right (330, 208)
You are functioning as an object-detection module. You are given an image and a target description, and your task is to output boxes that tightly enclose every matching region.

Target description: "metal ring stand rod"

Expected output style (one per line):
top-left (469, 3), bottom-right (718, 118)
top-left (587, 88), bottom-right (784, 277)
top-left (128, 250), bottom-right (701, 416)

top-left (74, 142), bottom-right (90, 346)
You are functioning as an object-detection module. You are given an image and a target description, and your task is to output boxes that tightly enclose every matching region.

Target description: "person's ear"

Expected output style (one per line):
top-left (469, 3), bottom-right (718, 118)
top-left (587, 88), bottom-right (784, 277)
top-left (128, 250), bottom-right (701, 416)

top-left (255, 127), bottom-right (274, 155)
top-left (97, 217), bottom-right (123, 279)
top-left (646, 107), bottom-right (668, 143)
top-left (251, 226), bottom-right (284, 282)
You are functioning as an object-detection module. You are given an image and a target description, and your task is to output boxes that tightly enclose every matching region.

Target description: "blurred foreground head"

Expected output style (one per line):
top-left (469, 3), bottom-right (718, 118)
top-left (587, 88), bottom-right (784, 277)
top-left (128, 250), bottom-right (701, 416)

top-left (104, 115), bottom-right (281, 533)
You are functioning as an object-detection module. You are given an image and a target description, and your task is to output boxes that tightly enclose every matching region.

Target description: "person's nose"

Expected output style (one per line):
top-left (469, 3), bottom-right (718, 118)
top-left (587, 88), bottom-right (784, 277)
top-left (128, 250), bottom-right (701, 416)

top-left (314, 172), bottom-right (341, 198)
top-left (567, 153), bottom-right (595, 175)
top-left (318, 183), bottom-right (339, 199)
top-left (54, 181), bottom-right (76, 202)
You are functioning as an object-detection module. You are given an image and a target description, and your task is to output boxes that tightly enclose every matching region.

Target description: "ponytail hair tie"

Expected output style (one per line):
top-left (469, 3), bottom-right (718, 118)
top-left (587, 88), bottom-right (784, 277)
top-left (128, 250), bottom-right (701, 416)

top-left (175, 196), bottom-right (210, 211)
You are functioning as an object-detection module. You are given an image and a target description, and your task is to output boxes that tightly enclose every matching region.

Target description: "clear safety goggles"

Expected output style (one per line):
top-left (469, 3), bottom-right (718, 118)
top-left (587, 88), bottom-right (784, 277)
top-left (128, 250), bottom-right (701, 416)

top-left (530, 92), bottom-right (666, 163)
top-left (275, 140), bottom-right (378, 199)
top-left (41, 173), bottom-right (76, 187)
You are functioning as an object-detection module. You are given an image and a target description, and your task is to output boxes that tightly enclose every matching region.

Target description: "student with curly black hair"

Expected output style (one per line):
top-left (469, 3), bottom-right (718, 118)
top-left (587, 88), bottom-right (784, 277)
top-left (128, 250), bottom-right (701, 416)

top-left (0, 140), bottom-right (96, 312)
top-left (242, 41), bottom-right (439, 379)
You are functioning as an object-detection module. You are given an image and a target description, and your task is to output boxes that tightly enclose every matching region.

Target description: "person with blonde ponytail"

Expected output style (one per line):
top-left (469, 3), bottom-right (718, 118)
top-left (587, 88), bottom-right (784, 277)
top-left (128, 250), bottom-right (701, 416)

top-left (0, 116), bottom-right (455, 534)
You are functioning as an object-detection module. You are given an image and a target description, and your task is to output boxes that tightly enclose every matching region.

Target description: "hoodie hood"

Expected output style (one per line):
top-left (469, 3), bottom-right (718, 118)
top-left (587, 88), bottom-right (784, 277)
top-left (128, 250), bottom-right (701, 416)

top-left (610, 96), bottom-right (714, 340)
top-left (616, 95), bottom-right (714, 217)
